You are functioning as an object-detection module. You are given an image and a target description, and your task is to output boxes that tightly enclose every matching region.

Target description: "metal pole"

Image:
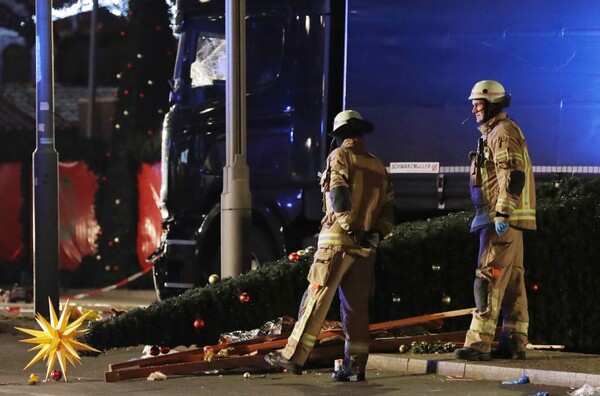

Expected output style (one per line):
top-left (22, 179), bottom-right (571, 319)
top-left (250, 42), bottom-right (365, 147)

top-left (221, 0), bottom-right (251, 278)
top-left (33, 0), bottom-right (59, 318)
top-left (86, 0), bottom-right (98, 139)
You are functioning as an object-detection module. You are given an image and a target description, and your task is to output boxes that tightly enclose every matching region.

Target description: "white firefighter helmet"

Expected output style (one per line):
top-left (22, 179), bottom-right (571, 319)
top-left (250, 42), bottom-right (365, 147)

top-left (468, 80), bottom-right (507, 104)
top-left (330, 110), bottom-right (374, 138)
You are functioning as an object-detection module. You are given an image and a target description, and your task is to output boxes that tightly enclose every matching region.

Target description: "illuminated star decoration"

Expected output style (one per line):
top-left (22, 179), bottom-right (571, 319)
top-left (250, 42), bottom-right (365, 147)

top-left (15, 298), bottom-right (101, 382)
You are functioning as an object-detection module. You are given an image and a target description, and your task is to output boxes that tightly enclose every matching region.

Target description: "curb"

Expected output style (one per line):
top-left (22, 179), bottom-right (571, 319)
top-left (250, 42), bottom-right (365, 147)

top-left (367, 354), bottom-right (600, 388)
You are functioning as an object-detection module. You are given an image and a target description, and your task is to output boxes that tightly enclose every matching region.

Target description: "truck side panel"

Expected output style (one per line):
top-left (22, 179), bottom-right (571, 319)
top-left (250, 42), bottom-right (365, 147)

top-left (345, 1), bottom-right (600, 169)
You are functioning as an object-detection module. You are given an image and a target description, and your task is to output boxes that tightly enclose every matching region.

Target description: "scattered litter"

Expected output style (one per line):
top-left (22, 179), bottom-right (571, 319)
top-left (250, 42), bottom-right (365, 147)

top-left (529, 392), bottom-right (549, 396)
top-left (502, 375), bottom-right (529, 385)
top-left (28, 373), bottom-right (39, 385)
top-left (141, 345), bottom-right (178, 359)
top-left (526, 343), bottom-right (565, 351)
top-left (569, 384), bottom-right (600, 396)
top-left (446, 375), bottom-right (477, 381)
top-left (243, 372), bottom-right (251, 379)
top-left (147, 371), bottom-right (167, 381)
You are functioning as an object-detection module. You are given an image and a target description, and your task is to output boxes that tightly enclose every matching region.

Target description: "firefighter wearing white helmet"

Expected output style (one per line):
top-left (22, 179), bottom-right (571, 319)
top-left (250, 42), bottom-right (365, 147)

top-left (455, 81), bottom-right (537, 362)
top-left (468, 80), bottom-right (512, 124)
top-left (265, 110), bottom-right (394, 382)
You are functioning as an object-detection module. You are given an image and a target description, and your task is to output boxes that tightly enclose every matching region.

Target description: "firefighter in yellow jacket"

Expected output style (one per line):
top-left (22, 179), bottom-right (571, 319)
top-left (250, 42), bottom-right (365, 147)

top-left (455, 80), bottom-right (537, 361)
top-left (265, 110), bottom-right (394, 381)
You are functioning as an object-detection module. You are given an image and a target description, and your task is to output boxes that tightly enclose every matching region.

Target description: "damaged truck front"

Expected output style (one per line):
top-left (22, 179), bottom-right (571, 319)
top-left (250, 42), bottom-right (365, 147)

top-left (151, 0), bottom-right (337, 299)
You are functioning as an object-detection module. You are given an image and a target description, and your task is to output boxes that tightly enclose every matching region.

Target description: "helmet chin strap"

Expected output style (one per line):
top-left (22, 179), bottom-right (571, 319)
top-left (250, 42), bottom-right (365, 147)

top-left (482, 102), bottom-right (505, 124)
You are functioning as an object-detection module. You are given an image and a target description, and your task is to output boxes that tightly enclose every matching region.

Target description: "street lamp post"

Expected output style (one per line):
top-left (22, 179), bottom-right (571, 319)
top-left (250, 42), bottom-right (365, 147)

top-left (33, 0), bottom-right (60, 318)
top-left (221, 0), bottom-right (251, 278)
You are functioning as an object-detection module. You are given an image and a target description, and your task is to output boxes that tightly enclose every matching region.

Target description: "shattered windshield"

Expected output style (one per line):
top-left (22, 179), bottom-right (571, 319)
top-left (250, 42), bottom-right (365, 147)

top-left (176, 16), bottom-right (284, 106)
top-left (191, 33), bottom-right (226, 88)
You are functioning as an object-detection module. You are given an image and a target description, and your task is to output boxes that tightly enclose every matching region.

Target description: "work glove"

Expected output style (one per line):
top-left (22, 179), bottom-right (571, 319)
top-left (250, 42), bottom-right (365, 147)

top-left (348, 230), bottom-right (371, 248)
top-left (367, 231), bottom-right (381, 247)
top-left (494, 221), bottom-right (509, 236)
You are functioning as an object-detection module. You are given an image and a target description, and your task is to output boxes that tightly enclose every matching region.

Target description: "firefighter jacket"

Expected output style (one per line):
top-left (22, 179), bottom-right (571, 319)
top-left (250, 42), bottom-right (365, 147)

top-left (318, 138), bottom-right (394, 249)
top-left (470, 112), bottom-right (536, 232)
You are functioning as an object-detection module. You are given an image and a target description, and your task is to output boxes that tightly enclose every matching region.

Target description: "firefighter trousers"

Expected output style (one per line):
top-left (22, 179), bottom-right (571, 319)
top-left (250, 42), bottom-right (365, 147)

top-left (464, 225), bottom-right (529, 353)
top-left (282, 245), bottom-right (375, 372)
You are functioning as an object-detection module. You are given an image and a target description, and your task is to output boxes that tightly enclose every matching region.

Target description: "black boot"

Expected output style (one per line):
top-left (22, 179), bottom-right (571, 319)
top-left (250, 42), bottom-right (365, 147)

top-left (264, 351), bottom-right (303, 375)
top-left (454, 347), bottom-right (491, 361)
top-left (332, 356), bottom-right (366, 382)
top-left (491, 348), bottom-right (526, 360)
top-left (491, 334), bottom-right (526, 360)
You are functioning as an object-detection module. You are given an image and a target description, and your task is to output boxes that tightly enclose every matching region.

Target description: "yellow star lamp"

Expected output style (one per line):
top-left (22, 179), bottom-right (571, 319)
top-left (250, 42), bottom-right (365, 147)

top-left (15, 298), bottom-right (101, 382)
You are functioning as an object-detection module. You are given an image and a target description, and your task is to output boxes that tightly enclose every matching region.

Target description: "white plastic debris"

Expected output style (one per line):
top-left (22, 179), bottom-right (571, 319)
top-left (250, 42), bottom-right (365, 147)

top-left (569, 384), bottom-right (600, 396)
top-left (147, 371), bottom-right (167, 381)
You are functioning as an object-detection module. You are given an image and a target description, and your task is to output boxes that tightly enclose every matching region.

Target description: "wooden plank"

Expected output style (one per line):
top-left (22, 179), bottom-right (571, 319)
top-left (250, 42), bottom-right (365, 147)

top-left (526, 344), bottom-right (565, 350)
top-left (367, 308), bottom-right (474, 332)
top-left (106, 308), bottom-right (475, 381)
top-left (108, 334), bottom-right (291, 371)
top-left (105, 354), bottom-right (269, 382)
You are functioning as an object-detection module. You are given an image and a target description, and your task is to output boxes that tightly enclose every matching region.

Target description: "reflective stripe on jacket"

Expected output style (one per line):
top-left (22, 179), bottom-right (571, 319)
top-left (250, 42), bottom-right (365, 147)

top-left (319, 138), bottom-right (394, 248)
top-left (470, 112), bottom-right (536, 231)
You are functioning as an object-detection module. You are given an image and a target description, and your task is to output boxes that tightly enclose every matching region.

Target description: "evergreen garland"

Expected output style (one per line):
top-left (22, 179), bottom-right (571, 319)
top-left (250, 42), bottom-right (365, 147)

top-left (85, 254), bottom-right (313, 350)
top-left (84, 177), bottom-right (600, 353)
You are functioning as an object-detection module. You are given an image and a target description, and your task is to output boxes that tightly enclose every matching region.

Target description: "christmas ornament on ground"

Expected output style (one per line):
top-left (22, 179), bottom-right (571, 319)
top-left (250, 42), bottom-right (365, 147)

top-left (51, 369), bottom-right (62, 381)
top-left (159, 346), bottom-right (170, 354)
top-left (15, 298), bottom-right (101, 382)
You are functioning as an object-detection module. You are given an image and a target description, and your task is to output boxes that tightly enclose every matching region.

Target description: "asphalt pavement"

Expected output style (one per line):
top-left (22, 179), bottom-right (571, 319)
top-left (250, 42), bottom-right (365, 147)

top-left (1, 288), bottom-right (599, 395)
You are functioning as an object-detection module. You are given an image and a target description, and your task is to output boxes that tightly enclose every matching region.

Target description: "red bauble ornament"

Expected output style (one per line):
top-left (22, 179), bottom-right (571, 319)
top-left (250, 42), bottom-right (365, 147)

top-left (51, 369), bottom-right (62, 381)
top-left (149, 345), bottom-right (160, 356)
top-left (194, 318), bottom-right (205, 329)
top-left (239, 292), bottom-right (251, 303)
top-left (288, 252), bottom-right (299, 262)
top-left (531, 284), bottom-right (539, 292)
top-left (159, 346), bottom-right (170, 354)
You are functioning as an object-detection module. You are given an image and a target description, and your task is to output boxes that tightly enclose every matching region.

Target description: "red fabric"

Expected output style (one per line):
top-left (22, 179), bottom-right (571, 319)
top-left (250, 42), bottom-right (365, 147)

top-left (0, 163), bottom-right (24, 261)
top-left (2, 161), bottom-right (162, 272)
top-left (137, 162), bottom-right (162, 270)
top-left (58, 162), bottom-right (100, 270)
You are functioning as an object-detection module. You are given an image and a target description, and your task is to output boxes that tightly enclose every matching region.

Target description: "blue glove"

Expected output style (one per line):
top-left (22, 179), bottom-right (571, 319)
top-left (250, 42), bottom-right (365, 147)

top-left (495, 221), bottom-right (509, 236)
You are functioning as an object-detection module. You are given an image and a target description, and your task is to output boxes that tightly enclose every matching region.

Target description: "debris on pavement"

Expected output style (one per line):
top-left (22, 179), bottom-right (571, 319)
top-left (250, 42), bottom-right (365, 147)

top-left (569, 384), bottom-right (600, 396)
top-left (502, 375), bottom-right (530, 385)
top-left (147, 371), bottom-right (167, 381)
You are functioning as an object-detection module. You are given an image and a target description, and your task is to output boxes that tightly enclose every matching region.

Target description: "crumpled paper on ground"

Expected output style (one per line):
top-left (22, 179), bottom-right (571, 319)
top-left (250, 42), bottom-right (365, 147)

top-left (220, 316), bottom-right (297, 343)
top-left (147, 371), bottom-right (167, 381)
top-left (569, 384), bottom-right (600, 396)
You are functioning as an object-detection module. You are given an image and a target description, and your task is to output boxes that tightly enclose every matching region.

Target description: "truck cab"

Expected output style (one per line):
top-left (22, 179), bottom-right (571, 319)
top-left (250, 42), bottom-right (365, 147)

top-left (152, 0), bottom-right (340, 299)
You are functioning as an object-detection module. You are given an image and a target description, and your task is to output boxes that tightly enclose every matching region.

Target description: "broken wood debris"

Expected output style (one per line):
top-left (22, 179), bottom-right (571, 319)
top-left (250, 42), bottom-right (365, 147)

top-left (105, 307), bottom-right (474, 382)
